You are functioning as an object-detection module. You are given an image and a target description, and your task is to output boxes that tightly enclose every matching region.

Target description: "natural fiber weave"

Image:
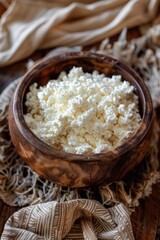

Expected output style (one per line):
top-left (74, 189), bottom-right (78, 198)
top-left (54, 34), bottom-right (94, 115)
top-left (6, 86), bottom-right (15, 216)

top-left (0, 72), bottom-right (159, 209)
top-left (0, 25), bottom-right (160, 209)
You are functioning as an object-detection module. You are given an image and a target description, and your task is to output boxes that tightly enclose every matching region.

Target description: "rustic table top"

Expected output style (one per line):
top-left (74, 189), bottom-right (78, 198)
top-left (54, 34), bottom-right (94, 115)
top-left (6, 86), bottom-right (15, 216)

top-left (0, 28), bottom-right (160, 239)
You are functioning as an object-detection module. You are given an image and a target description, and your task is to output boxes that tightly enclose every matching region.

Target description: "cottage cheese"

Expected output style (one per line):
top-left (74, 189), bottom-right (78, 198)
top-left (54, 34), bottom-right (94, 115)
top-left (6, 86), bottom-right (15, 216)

top-left (24, 67), bottom-right (141, 154)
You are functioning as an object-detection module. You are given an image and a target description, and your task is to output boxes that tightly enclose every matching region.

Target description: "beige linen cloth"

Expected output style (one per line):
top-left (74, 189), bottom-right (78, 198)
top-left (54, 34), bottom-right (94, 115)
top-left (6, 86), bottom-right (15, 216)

top-left (0, 0), bottom-right (159, 67)
top-left (2, 200), bottom-right (134, 240)
top-left (0, 1), bottom-right (159, 239)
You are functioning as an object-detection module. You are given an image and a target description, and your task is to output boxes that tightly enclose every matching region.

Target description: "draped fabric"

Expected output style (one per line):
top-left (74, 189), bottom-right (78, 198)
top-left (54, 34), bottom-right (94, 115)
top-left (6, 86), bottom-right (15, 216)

top-left (1, 27), bottom-right (160, 237)
top-left (2, 200), bottom-right (134, 240)
top-left (0, 1), bottom-right (160, 238)
top-left (0, 0), bottom-right (159, 66)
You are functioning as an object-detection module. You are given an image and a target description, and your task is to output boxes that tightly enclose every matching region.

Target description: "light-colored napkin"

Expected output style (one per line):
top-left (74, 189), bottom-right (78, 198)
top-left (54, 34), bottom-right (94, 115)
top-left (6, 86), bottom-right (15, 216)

top-left (2, 199), bottom-right (134, 240)
top-left (0, 0), bottom-right (159, 67)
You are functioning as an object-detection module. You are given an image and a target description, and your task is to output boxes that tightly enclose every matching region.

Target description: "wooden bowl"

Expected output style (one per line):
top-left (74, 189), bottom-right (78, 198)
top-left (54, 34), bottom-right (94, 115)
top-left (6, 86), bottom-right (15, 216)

top-left (8, 52), bottom-right (153, 188)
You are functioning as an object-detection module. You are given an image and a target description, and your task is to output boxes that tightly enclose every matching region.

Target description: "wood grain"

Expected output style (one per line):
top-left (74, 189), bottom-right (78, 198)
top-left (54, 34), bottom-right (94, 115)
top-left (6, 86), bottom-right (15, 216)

top-left (131, 182), bottom-right (160, 240)
top-left (0, 201), bottom-right (19, 235)
top-left (0, 27), bottom-right (160, 239)
top-left (8, 52), bottom-right (154, 188)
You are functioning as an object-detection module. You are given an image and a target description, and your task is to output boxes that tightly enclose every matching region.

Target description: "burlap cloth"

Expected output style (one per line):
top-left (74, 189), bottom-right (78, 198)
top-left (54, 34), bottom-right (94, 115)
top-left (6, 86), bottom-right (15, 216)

top-left (0, 24), bottom-right (160, 239)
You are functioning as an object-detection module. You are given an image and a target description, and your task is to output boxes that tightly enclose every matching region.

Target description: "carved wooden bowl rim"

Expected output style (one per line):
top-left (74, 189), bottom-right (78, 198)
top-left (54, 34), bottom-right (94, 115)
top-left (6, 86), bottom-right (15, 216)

top-left (12, 51), bottom-right (153, 162)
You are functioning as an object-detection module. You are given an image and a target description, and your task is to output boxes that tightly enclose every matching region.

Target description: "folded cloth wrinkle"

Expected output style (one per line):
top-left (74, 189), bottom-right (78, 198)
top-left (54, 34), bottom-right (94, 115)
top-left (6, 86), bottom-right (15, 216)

top-left (0, 0), bottom-right (159, 66)
top-left (2, 200), bottom-right (134, 240)
top-left (57, 8), bottom-right (120, 32)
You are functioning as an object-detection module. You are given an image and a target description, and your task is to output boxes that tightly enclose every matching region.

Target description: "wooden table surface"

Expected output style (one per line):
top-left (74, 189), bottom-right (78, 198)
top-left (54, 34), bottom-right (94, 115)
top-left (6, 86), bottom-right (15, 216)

top-left (0, 28), bottom-right (160, 239)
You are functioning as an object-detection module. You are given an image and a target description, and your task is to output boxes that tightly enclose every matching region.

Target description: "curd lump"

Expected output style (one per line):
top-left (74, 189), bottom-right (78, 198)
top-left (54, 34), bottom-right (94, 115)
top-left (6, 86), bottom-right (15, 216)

top-left (24, 67), bottom-right (141, 154)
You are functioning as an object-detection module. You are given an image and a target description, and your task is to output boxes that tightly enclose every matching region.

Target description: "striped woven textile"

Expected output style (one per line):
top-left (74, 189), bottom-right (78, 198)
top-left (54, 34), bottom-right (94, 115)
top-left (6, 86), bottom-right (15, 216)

top-left (2, 199), bottom-right (134, 240)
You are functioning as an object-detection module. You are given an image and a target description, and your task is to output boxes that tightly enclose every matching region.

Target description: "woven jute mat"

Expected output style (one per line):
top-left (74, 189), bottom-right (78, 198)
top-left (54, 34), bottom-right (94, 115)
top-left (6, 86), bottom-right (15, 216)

top-left (0, 25), bottom-right (160, 211)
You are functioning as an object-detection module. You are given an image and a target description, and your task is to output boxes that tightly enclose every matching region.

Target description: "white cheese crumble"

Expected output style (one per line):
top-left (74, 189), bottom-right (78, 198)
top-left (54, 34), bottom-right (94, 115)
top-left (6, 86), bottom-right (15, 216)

top-left (24, 67), bottom-right (141, 154)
